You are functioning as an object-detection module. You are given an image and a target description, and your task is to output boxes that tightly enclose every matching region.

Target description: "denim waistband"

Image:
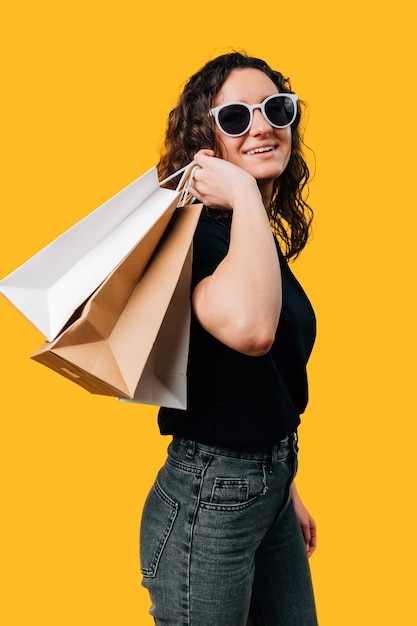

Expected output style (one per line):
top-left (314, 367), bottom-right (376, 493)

top-left (172, 432), bottom-right (298, 464)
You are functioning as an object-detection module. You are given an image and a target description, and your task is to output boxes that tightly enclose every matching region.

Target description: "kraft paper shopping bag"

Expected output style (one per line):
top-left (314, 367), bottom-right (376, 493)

top-left (31, 203), bottom-right (203, 409)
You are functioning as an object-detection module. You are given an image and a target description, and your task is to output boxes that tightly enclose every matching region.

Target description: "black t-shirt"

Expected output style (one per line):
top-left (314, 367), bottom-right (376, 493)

top-left (158, 210), bottom-right (316, 448)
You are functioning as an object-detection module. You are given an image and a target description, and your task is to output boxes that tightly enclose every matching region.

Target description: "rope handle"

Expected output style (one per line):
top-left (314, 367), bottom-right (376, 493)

top-left (159, 162), bottom-right (200, 207)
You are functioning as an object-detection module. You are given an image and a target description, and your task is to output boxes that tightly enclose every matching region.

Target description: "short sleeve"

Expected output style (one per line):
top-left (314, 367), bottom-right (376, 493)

top-left (191, 211), bottom-right (231, 290)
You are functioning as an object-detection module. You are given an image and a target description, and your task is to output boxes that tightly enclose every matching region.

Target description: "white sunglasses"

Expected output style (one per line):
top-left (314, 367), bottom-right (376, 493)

top-left (209, 93), bottom-right (299, 137)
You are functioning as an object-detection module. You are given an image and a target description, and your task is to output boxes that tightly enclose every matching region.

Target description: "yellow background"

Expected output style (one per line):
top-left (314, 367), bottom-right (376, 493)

top-left (1, 1), bottom-right (415, 624)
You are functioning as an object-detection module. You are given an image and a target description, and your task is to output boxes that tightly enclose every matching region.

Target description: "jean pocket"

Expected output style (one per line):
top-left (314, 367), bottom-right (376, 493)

top-left (140, 480), bottom-right (178, 578)
top-left (210, 477), bottom-right (249, 505)
top-left (200, 458), bottom-right (269, 511)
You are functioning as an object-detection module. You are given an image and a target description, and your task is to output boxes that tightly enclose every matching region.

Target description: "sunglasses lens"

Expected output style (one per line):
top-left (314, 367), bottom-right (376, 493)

top-left (218, 104), bottom-right (251, 136)
top-left (265, 96), bottom-right (296, 127)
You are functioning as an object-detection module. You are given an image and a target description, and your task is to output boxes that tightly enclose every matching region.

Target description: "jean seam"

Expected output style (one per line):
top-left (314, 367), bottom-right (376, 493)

top-left (199, 495), bottom-right (261, 512)
top-left (187, 456), bottom-right (211, 625)
top-left (141, 480), bottom-right (179, 579)
top-left (167, 456), bottom-right (204, 475)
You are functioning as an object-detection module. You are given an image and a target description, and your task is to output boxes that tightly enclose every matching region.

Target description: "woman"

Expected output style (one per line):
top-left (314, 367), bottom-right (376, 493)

top-left (140, 52), bottom-right (318, 625)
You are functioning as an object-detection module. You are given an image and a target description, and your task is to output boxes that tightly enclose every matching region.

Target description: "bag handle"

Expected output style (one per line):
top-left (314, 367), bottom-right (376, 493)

top-left (160, 162), bottom-right (200, 207)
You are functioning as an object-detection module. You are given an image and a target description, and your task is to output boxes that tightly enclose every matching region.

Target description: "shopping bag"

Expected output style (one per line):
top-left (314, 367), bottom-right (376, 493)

top-left (0, 167), bottom-right (182, 342)
top-left (31, 202), bottom-right (203, 408)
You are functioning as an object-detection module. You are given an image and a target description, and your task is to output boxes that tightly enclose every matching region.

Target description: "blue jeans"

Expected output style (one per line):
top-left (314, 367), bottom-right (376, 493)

top-left (140, 435), bottom-right (318, 625)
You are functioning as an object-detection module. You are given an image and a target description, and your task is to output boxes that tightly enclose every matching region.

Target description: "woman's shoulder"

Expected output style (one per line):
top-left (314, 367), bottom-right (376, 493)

top-left (194, 208), bottom-right (231, 246)
top-left (198, 207), bottom-right (231, 228)
top-left (191, 209), bottom-right (231, 284)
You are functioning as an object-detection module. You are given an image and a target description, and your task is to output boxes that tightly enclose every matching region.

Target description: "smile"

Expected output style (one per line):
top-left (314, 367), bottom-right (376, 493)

top-left (245, 145), bottom-right (276, 156)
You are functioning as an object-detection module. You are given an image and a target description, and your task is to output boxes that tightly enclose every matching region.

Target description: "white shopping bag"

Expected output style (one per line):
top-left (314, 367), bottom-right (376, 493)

top-left (0, 167), bottom-right (181, 341)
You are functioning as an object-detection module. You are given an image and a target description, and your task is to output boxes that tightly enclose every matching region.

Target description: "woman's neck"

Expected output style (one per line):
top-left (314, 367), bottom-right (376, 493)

top-left (258, 182), bottom-right (273, 215)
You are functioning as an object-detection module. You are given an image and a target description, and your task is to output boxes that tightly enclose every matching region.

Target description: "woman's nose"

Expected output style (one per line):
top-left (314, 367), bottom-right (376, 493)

top-left (249, 107), bottom-right (272, 135)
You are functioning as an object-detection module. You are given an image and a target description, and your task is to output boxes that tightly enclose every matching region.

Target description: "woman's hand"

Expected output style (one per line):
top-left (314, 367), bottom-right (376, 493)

top-left (290, 482), bottom-right (317, 558)
top-left (189, 149), bottom-right (259, 210)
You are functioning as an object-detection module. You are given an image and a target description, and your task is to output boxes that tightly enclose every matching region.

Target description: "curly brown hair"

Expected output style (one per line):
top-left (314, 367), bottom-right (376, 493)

top-left (158, 52), bottom-right (313, 260)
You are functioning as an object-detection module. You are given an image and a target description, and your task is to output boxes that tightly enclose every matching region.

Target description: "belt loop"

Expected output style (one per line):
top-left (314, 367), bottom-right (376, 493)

top-left (186, 440), bottom-right (196, 459)
top-left (268, 444), bottom-right (278, 474)
top-left (272, 444), bottom-right (279, 466)
top-left (292, 430), bottom-right (299, 455)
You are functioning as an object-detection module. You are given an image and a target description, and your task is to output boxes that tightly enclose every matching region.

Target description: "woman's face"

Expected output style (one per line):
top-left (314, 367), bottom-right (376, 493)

top-left (212, 68), bottom-right (292, 199)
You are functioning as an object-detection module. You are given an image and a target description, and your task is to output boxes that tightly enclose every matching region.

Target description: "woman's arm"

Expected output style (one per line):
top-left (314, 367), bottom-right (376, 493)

top-left (290, 482), bottom-right (317, 557)
top-left (189, 150), bottom-right (282, 356)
